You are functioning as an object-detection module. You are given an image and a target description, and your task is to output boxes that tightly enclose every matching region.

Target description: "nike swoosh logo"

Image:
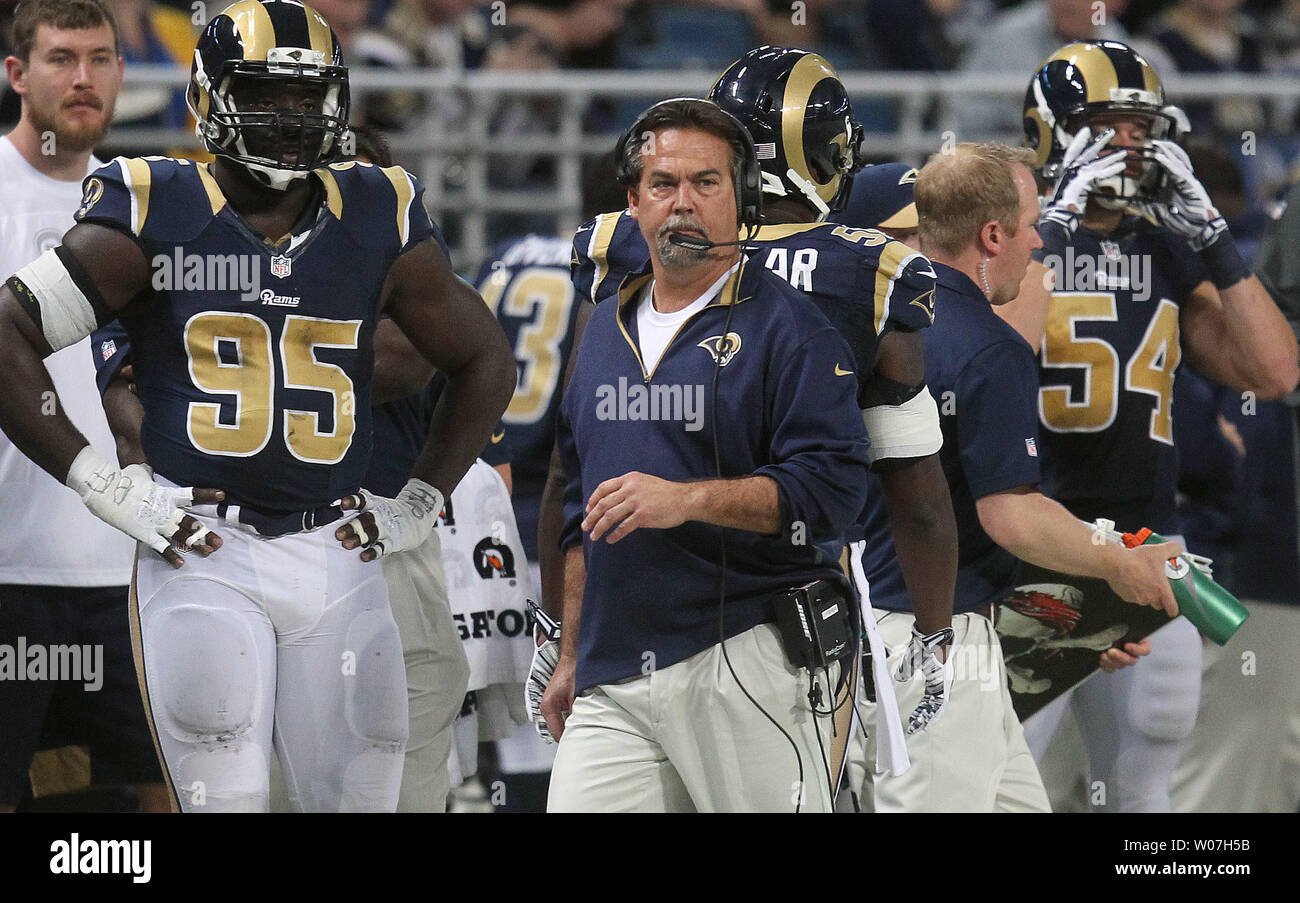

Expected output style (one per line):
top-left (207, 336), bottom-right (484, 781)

top-left (490, 431), bottom-right (505, 444)
top-left (834, 364), bottom-right (854, 377)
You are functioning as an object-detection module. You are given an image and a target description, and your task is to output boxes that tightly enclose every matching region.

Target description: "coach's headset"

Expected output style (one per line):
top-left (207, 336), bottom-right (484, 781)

top-left (613, 97), bottom-right (764, 233)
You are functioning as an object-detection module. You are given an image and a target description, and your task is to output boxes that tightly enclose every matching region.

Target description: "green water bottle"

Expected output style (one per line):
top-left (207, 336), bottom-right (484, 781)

top-left (1100, 522), bottom-right (1250, 646)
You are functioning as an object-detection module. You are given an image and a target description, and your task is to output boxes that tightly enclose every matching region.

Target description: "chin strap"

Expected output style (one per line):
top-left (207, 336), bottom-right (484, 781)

top-left (785, 167), bottom-right (831, 221)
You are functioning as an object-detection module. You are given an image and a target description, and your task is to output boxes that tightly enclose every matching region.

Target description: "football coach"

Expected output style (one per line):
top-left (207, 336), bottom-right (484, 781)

top-left (541, 98), bottom-right (872, 812)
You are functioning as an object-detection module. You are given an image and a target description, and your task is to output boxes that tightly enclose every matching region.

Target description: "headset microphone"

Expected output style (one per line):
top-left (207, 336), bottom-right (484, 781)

top-left (667, 232), bottom-right (752, 252)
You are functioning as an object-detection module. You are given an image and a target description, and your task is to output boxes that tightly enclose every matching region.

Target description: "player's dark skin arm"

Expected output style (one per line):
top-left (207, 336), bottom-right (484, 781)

top-left (338, 238), bottom-right (516, 557)
top-left (538, 299), bottom-right (592, 621)
top-left (102, 365), bottom-right (147, 467)
top-left (863, 330), bottom-right (957, 639)
top-left (370, 317), bottom-right (435, 404)
top-left (0, 224), bottom-right (223, 567)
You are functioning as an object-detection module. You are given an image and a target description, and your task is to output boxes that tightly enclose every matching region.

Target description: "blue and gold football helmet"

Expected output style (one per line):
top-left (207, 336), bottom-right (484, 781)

top-left (1023, 40), bottom-right (1187, 204)
top-left (187, 0), bottom-right (350, 190)
top-left (709, 46), bottom-right (864, 222)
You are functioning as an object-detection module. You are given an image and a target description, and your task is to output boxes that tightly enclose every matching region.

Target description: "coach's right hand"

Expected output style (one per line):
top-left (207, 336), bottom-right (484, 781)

top-left (540, 655), bottom-right (577, 743)
top-left (65, 445), bottom-right (223, 569)
top-left (1105, 541), bottom-right (1181, 617)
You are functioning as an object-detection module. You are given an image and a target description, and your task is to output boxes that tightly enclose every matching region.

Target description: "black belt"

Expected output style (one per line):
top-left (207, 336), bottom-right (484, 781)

top-left (215, 500), bottom-right (345, 538)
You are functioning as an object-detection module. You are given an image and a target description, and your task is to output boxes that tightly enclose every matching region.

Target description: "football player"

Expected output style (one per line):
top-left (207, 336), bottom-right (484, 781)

top-left (565, 47), bottom-right (959, 755)
top-left (1011, 40), bottom-right (1298, 811)
top-left (0, 0), bottom-right (515, 812)
top-left (832, 161), bottom-right (919, 248)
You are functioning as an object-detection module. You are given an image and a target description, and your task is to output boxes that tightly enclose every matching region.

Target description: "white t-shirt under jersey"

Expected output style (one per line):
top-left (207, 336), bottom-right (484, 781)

top-left (635, 264), bottom-right (739, 373)
top-left (0, 136), bottom-right (134, 585)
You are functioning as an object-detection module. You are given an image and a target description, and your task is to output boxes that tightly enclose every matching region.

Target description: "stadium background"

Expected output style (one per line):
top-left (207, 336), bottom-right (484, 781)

top-left (2, 0), bottom-right (1297, 275)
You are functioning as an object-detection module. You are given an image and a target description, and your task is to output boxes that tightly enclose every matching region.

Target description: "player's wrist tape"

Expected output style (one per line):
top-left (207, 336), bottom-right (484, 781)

top-left (64, 445), bottom-right (198, 555)
top-left (356, 478), bottom-right (444, 557)
top-left (8, 247), bottom-right (111, 352)
top-left (1198, 231), bottom-right (1250, 290)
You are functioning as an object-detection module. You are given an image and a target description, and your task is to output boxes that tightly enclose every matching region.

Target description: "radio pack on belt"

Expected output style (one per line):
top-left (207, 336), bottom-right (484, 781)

top-left (771, 579), bottom-right (854, 670)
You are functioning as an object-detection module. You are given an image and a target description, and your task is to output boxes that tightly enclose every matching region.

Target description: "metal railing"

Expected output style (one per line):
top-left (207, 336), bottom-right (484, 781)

top-left (114, 66), bottom-right (1300, 273)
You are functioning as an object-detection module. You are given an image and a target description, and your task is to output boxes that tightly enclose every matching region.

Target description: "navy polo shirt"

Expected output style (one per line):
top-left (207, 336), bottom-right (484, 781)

top-left (858, 262), bottom-right (1042, 613)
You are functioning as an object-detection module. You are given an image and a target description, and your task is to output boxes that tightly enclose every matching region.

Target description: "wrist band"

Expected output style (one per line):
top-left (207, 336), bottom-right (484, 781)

top-left (1200, 231), bottom-right (1250, 290)
top-left (1034, 217), bottom-right (1074, 263)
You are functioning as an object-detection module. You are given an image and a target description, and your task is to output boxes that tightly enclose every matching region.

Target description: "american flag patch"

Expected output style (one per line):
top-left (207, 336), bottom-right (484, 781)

top-left (754, 142), bottom-right (777, 160)
top-left (100, 339), bottom-right (116, 361)
top-left (1025, 438), bottom-right (1037, 457)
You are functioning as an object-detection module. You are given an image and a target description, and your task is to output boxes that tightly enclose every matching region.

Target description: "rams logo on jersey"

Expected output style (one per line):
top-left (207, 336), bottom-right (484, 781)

top-left (473, 537), bottom-right (517, 579)
top-left (698, 332), bottom-right (742, 368)
top-left (909, 288), bottom-right (936, 324)
top-left (77, 178), bottom-right (104, 219)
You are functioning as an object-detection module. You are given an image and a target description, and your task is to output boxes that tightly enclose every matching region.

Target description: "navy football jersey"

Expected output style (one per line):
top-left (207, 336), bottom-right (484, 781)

top-left (75, 155), bottom-right (436, 512)
top-left (475, 234), bottom-right (584, 560)
top-left (1035, 216), bottom-right (1208, 531)
top-left (571, 210), bottom-right (936, 392)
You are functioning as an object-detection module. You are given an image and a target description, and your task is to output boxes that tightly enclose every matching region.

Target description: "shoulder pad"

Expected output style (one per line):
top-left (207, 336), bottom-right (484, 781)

top-left (572, 209), bottom-right (647, 305)
top-left (313, 161), bottom-right (436, 253)
top-left (75, 156), bottom-right (222, 242)
top-left (875, 243), bottom-right (938, 334)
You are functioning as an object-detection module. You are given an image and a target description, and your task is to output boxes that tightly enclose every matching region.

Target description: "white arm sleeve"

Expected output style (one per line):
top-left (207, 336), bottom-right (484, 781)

top-left (861, 386), bottom-right (943, 464)
top-left (12, 248), bottom-right (99, 352)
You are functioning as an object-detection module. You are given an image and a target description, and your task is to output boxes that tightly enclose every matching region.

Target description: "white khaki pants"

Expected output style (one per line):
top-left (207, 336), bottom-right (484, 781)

top-left (382, 532), bottom-right (471, 812)
top-left (548, 623), bottom-right (838, 812)
top-left (856, 611), bottom-right (1049, 813)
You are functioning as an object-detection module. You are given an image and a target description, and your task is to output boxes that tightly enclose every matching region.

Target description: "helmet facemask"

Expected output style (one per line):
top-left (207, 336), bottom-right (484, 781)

top-left (1065, 107), bottom-right (1180, 209)
top-left (190, 47), bottom-right (350, 191)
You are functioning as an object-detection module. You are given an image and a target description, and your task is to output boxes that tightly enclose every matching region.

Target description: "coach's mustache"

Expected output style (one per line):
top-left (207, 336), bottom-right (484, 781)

top-left (658, 216), bottom-right (709, 243)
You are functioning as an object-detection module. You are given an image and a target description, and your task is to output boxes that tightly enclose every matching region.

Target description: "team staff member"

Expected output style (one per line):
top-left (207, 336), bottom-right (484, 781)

top-left (854, 143), bottom-right (1179, 813)
top-left (832, 161), bottom-right (919, 247)
top-left (0, 0), bottom-right (166, 812)
top-left (543, 98), bottom-right (871, 812)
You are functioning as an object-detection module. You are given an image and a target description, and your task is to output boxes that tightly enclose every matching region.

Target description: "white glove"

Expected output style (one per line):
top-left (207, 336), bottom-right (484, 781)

top-left (342, 478), bottom-right (443, 560)
top-left (1128, 139), bottom-right (1227, 251)
top-left (894, 624), bottom-right (954, 734)
top-left (1040, 127), bottom-right (1127, 232)
top-left (65, 445), bottom-right (213, 557)
top-left (524, 599), bottom-right (561, 743)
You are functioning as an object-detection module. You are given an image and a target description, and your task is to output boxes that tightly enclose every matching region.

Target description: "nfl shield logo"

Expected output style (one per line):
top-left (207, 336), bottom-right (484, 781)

top-left (1025, 438), bottom-right (1037, 457)
top-left (1100, 241), bottom-right (1122, 262)
top-left (270, 255), bottom-right (292, 278)
top-left (100, 339), bottom-right (116, 361)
